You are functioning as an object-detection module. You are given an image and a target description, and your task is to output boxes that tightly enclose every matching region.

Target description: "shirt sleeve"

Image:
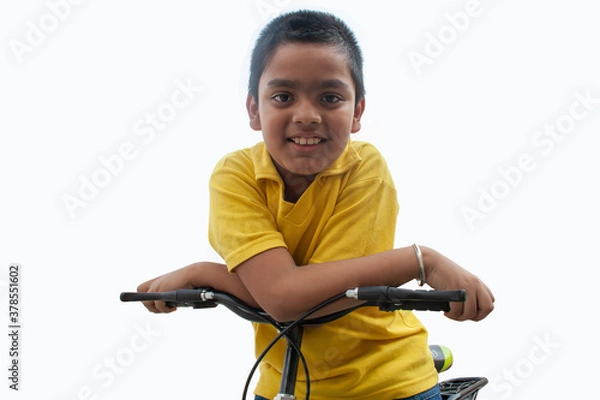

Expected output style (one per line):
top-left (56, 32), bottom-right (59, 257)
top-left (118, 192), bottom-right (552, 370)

top-left (208, 151), bottom-right (287, 271)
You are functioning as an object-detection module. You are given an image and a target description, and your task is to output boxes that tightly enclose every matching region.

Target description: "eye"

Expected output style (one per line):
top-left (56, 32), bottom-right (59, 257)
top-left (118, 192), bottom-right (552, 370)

top-left (321, 94), bottom-right (342, 103)
top-left (272, 93), bottom-right (293, 103)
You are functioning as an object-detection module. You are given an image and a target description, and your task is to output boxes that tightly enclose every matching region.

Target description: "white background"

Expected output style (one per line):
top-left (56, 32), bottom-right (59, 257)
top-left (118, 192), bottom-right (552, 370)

top-left (1, 0), bottom-right (598, 399)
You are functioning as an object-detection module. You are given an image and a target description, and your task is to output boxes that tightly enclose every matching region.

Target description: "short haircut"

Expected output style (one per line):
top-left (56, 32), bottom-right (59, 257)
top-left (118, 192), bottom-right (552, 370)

top-left (248, 10), bottom-right (365, 105)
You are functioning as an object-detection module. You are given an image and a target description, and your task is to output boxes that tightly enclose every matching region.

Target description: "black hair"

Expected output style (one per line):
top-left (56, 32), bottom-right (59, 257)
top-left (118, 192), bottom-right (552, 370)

top-left (248, 10), bottom-right (365, 105)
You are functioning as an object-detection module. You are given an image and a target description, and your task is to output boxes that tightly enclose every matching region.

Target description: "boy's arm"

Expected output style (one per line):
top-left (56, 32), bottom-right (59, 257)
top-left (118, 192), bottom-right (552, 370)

top-left (137, 261), bottom-right (260, 313)
top-left (135, 245), bottom-right (495, 322)
top-left (234, 245), bottom-right (494, 323)
top-left (139, 146), bottom-right (494, 321)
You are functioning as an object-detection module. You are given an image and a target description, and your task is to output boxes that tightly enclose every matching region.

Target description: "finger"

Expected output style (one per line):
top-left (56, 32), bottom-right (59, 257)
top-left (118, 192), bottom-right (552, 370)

top-left (464, 290), bottom-right (481, 321)
top-left (453, 286), bottom-right (495, 322)
top-left (155, 300), bottom-right (177, 313)
top-left (444, 301), bottom-right (465, 321)
top-left (445, 287), bottom-right (480, 321)
top-left (472, 288), bottom-right (495, 321)
top-left (142, 300), bottom-right (159, 313)
top-left (137, 282), bottom-right (149, 293)
top-left (485, 282), bottom-right (496, 303)
top-left (141, 300), bottom-right (176, 314)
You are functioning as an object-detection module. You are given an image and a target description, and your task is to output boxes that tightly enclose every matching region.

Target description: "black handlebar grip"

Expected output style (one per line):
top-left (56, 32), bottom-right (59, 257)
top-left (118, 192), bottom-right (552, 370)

top-left (354, 287), bottom-right (466, 303)
top-left (120, 289), bottom-right (218, 309)
top-left (120, 289), bottom-right (207, 303)
top-left (120, 291), bottom-right (178, 302)
top-left (353, 286), bottom-right (391, 301)
top-left (387, 288), bottom-right (466, 303)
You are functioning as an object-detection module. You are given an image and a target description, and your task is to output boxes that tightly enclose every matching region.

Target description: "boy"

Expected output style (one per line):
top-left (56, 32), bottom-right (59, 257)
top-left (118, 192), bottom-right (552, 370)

top-left (137, 10), bottom-right (494, 400)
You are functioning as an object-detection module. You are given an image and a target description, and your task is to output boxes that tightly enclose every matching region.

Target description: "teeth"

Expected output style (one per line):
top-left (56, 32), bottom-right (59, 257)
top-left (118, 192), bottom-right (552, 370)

top-left (291, 137), bottom-right (322, 145)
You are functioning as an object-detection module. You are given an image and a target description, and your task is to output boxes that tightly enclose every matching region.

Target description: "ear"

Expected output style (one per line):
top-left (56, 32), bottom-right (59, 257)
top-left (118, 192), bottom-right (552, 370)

top-left (350, 97), bottom-right (366, 134)
top-left (246, 93), bottom-right (262, 131)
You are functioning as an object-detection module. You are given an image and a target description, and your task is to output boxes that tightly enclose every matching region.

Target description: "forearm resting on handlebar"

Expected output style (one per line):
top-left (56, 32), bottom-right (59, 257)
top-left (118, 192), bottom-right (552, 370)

top-left (137, 262), bottom-right (259, 313)
top-left (136, 260), bottom-right (366, 319)
top-left (136, 246), bottom-right (494, 322)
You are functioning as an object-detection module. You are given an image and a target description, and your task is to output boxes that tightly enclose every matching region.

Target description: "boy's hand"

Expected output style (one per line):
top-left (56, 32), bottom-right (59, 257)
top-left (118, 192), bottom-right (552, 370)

top-left (422, 247), bottom-right (495, 322)
top-left (137, 266), bottom-right (195, 314)
top-left (136, 262), bottom-right (258, 314)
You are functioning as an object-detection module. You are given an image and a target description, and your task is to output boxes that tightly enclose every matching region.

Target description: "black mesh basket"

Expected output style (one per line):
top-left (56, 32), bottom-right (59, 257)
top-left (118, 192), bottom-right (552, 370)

top-left (439, 377), bottom-right (488, 400)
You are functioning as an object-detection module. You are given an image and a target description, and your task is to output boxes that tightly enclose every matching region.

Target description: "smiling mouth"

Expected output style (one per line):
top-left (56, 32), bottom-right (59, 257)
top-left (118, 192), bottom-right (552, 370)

top-left (289, 137), bottom-right (324, 145)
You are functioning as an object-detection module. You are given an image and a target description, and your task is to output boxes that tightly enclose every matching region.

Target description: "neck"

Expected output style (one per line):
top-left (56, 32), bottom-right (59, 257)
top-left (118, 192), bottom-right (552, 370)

top-left (276, 168), bottom-right (316, 203)
top-left (283, 180), bottom-right (312, 202)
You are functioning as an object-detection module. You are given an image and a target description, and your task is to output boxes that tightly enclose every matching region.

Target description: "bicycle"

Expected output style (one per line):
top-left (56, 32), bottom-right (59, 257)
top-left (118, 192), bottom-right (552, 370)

top-left (120, 286), bottom-right (488, 400)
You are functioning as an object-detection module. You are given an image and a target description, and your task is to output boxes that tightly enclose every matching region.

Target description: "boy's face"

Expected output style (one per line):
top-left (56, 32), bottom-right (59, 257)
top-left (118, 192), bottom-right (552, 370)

top-left (247, 42), bottom-right (365, 185)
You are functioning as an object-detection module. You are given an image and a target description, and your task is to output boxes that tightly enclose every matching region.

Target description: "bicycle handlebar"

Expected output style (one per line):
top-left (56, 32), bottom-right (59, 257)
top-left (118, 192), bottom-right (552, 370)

top-left (346, 286), bottom-right (466, 312)
top-left (120, 286), bottom-right (470, 399)
top-left (120, 286), bottom-right (466, 323)
top-left (120, 288), bottom-right (217, 307)
top-left (121, 288), bottom-right (276, 324)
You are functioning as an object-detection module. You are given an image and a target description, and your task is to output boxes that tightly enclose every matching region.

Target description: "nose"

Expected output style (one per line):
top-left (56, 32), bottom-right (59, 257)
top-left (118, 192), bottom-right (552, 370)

top-left (292, 99), bottom-right (322, 126)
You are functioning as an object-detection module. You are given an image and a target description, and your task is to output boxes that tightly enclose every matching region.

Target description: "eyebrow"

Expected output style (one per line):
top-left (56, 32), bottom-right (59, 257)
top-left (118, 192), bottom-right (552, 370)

top-left (266, 78), bottom-right (350, 90)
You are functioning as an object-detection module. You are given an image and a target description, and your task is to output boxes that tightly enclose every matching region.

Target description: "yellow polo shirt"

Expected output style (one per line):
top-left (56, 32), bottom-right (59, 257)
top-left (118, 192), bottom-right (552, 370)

top-left (208, 141), bottom-right (438, 399)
